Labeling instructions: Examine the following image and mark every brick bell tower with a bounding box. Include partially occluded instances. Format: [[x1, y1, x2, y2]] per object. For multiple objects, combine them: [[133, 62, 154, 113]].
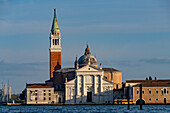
[[49, 9, 61, 79]]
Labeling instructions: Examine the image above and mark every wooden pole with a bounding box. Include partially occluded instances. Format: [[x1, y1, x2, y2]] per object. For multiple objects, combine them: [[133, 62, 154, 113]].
[[127, 86, 130, 110], [140, 84, 142, 110]]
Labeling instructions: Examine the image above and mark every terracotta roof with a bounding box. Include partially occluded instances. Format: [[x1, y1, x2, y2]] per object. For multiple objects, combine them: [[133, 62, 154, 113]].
[[133, 83, 170, 87], [27, 84, 53, 88], [102, 68, 119, 72], [126, 79, 170, 83]]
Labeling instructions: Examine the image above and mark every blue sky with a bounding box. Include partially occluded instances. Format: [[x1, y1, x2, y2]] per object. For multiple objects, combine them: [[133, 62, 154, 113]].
[[0, 0, 170, 93]]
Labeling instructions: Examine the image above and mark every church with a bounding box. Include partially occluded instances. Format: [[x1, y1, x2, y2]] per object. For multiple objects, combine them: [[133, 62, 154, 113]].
[[25, 9, 122, 104]]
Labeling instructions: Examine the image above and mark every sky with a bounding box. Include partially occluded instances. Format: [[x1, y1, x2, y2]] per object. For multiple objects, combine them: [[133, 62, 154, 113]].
[[0, 0, 170, 93]]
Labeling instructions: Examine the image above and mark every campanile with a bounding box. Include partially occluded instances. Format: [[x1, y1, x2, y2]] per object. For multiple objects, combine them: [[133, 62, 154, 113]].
[[49, 9, 61, 79]]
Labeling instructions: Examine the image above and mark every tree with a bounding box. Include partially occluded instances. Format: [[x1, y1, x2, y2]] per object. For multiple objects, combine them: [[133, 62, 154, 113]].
[[149, 76, 152, 80]]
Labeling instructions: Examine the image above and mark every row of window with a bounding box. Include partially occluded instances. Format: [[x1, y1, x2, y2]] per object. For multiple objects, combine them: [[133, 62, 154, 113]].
[[52, 39, 59, 45], [34, 93, 51, 96], [136, 88, 169, 95], [34, 90, 51, 92], [35, 97, 51, 101], [148, 98, 166, 101]]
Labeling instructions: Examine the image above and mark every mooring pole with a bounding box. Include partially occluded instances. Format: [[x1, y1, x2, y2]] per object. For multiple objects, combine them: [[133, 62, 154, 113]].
[[127, 85, 130, 110], [140, 84, 142, 110]]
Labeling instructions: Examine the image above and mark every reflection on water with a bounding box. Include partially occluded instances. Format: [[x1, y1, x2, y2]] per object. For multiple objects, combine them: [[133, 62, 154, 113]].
[[0, 105, 170, 113]]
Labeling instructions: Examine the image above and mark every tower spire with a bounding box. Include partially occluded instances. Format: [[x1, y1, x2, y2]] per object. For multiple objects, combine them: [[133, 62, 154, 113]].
[[51, 8, 59, 33]]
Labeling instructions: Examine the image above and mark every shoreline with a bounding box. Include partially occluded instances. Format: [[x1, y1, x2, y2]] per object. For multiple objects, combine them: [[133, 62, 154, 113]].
[[3, 103, 170, 106]]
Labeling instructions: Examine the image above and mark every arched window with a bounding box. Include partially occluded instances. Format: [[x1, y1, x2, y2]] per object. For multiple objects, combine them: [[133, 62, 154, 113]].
[[53, 39, 55, 45], [116, 84, 119, 89], [149, 89, 151, 94], [55, 39, 59, 45], [136, 89, 139, 94]]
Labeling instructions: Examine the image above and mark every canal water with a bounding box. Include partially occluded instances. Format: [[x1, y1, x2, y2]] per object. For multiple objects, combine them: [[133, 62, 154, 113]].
[[0, 105, 170, 113]]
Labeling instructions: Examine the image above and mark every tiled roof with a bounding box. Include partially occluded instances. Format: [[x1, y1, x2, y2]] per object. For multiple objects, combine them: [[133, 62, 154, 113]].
[[102, 68, 119, 72], [126, 79, 170, 83], [133, 82, 170, 87], [27, 84, 53, 88]]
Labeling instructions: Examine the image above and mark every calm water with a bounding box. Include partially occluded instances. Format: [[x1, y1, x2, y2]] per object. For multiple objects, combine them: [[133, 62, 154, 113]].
[[0, 105, 170, 113]]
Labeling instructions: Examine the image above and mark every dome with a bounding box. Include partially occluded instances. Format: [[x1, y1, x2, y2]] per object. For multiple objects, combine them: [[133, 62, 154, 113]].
[[78, 44, 98, 68]]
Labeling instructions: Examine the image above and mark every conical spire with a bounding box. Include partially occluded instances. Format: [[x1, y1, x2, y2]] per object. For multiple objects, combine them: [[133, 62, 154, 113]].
[[51, 9, 59, 33], [84, 43, 91, 55]]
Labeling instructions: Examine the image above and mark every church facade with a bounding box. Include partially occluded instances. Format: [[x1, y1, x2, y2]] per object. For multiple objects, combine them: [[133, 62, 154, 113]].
[[48, 9, 122, 104], [52, 45, 122, 104], [25, 9, 122, 104]]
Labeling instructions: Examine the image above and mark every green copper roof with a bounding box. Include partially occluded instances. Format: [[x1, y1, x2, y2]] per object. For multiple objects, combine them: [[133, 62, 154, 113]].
[[51, 9, 59, 32]]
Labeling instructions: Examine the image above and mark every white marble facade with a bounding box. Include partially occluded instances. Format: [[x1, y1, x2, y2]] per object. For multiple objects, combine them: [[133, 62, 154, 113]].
[[65, 65, 113, 104]]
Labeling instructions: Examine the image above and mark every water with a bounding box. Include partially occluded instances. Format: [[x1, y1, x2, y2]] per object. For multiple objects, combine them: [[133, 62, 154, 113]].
[[0, 105, 170, 113]]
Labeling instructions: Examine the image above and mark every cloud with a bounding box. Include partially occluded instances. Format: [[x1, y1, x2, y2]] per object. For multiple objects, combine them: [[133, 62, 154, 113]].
[[0, 59, 48, 77], [0, 20, 50, 35], [62, 22, 170, 35], [141, 58, 170, 64]]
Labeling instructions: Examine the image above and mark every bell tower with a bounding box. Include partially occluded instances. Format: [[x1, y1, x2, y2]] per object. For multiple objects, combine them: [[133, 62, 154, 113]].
[[49, 9, 61, 79]]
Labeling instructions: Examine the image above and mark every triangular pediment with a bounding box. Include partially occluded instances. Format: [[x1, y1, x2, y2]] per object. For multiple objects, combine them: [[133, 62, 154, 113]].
[[65, 79, 75, 85], [76, 65, 101, 72]]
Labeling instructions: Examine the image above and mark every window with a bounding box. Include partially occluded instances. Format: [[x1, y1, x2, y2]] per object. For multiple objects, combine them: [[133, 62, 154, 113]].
[[35, 97, 37, 100], [49, 93, 51, 96], [149, 89, 151, 94], [43, 90, 46, 92], [53, 39, 55, 45], [116, 84, 119, 89], [149, 98, 151, 101], [164, 88, 166, 94], [35, 90, 37, 92], [167, 90, 169, 94], [49, 90, 51, 92], [49, 97, 51, 101], [156, 89, 158, 94], [142, 90, 144, 94], [55, 39, 59, 45], [137, 90, 139, 94], [44, 97, 46, 101], [35, 93, 37, 96], [161, 90, 164, 95], [156, 98, 158, 101], [44, 93, 46, 96]]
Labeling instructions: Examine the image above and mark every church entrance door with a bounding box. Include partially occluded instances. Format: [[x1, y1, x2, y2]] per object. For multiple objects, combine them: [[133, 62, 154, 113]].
[[87, 92, 92, 102]]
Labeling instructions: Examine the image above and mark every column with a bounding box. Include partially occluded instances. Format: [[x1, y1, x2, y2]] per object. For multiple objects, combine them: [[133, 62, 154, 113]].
[[65, 86, 67, 102], [77, 75, 79, 96], [83, 76, 85, 95], [100, 75, 103, 92], [94, 75, 96, 94]]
